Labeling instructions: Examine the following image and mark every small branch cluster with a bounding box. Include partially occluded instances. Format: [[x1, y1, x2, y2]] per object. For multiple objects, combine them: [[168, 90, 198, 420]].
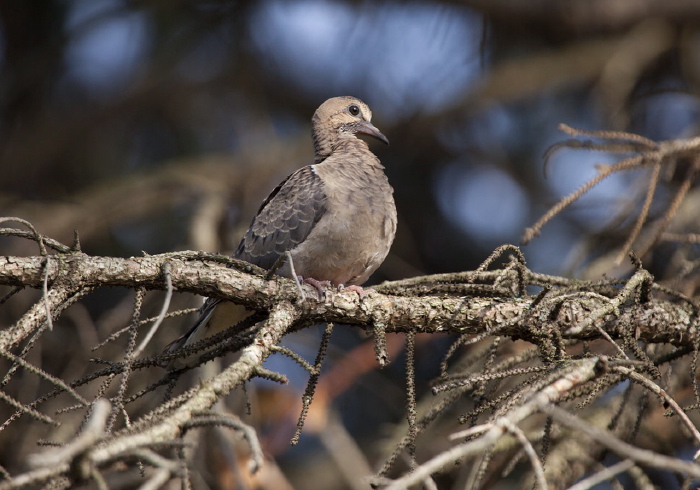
[[524, 125, 700, 269]]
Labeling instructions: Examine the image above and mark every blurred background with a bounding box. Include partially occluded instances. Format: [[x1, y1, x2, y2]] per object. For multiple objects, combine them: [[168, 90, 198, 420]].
[[2, 1, 700, 488]]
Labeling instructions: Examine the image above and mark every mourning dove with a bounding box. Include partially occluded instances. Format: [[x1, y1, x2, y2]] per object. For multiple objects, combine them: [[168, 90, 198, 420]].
[[168, 96, 396, 358]]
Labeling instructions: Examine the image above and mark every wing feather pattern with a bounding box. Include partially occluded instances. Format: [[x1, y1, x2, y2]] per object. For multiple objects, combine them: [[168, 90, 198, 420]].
[[234, 166, 327, 270]]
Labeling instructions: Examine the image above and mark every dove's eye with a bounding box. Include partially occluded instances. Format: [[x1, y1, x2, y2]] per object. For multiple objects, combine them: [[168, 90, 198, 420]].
[[348, 105, 360, 116]]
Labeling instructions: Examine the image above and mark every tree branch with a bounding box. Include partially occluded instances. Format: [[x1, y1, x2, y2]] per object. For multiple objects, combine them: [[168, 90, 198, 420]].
[[0, 253, 695, 353]]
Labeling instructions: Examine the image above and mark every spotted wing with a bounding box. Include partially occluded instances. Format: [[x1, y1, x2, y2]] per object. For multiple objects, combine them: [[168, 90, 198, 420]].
[[234, 165, 327, 270]]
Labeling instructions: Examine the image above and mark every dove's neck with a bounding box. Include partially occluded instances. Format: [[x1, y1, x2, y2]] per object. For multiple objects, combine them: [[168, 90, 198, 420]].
[[314, 132, 379, 167], [312, 126, 334, 163]]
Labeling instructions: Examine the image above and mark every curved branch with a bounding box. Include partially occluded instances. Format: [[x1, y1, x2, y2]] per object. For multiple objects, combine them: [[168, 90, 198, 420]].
[[0, 253, 695, 352]]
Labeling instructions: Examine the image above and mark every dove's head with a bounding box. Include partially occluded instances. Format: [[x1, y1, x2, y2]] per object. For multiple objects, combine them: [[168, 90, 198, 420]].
[[312, 96, 388, 162]]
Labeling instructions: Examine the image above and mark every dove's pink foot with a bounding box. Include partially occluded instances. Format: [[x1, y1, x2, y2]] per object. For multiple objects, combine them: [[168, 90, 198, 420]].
[[299, 276, 332, 300], [338, 284, 375, 300]]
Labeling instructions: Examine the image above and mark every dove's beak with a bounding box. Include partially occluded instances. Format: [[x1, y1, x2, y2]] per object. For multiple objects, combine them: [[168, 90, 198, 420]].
[[356, 121, 389, 145]]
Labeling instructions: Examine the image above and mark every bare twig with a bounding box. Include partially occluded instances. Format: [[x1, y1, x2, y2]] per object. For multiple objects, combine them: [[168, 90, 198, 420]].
[[0, 390, 57, 428], [183, 413, 264, 474], [500, 419, 547, 490], [291, 323, 334, 445], [524, 129, 700, 252], [0, 349, 88, 407], [405, 331, 417, 469], [542, 404, 700, 479], [27, 398, 110, 469], [614, 160, 661, 265], [138, 468, 171, 490], [0, 218, 48, 256], [567, 459, 636, 490], [133, 262, 174, 358], [611, 366, 700, 446]]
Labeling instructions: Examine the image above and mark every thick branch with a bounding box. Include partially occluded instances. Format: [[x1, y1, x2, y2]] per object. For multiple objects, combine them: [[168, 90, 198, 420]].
[[0, 253, 695, 352]]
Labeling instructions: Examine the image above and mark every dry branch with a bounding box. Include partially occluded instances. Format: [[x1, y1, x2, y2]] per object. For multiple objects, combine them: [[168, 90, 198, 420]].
[[0, 252, 696, 350], [524, 127, 700, 268]]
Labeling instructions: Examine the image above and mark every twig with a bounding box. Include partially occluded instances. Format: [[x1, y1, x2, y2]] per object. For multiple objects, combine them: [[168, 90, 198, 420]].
[[0, 228, 71, 253], [137, 468, 171, 490], [0, 218, 48, 256], [567, 459, 635, 490], [291, 323, 334, 445], [557, 124, 657, 148], [523, 154, 644, 244], [448, 424, 491, 441], [542, 404, 700, 479], [564, 267, 653, 336], [405, 331, 417, 469], [0, 390, 57, 428], [133, 262, 173, 358], [42, 257, 54, 331], [611, 366, 700, 446], [635, 155, 700, 258], [614, 160, 661, 265], [525, 129, 700, 245], [89, 466, 109, 490], [499, 419, 547, 490], [27, 399, 110, 468], [0, 350, 88, 407], [0, 464, 69, 490], [183, 413, 264, 474], [373, 323, 389, 367]]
